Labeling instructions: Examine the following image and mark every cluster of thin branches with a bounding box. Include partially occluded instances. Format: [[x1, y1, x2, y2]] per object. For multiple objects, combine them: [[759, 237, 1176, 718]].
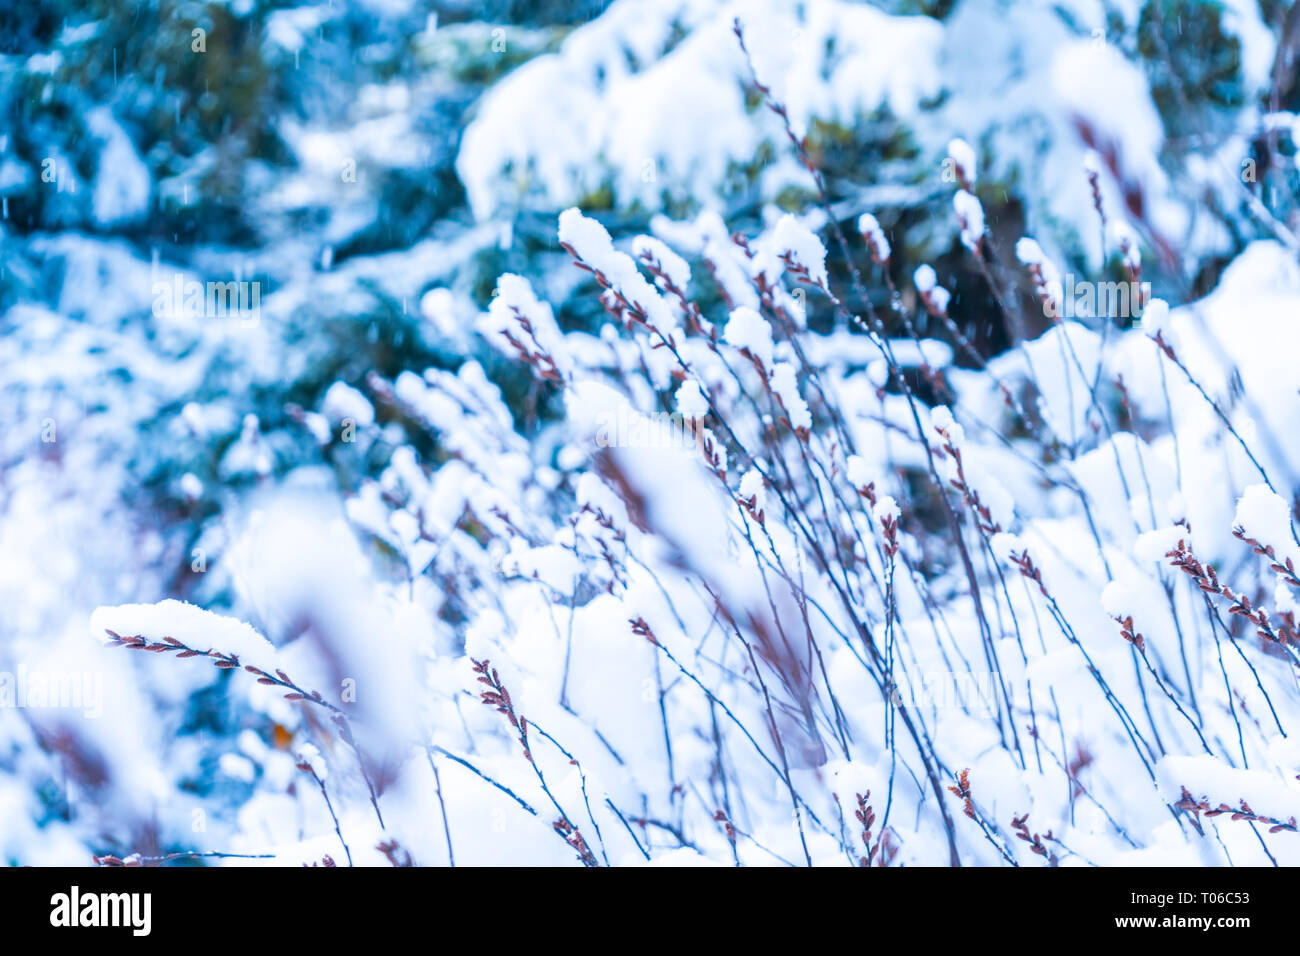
[[93, 19, 1300, 868]]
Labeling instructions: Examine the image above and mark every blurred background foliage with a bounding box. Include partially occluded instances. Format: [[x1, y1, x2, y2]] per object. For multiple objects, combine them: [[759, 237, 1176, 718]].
[[0, 0, 1294, 557]]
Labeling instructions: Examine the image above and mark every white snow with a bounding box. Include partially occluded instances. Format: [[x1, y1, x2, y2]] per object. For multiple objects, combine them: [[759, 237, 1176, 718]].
[[633, 235, 691, 290], [456, 0, 944, 220], [321, 382, 375, 426], [913, 263, 937, 292], [953, 189, 985, 250], [857, 212, 891, 263], [845, 454, 872, 490], [913, 264, 951, 313], [90, 600, 279, 672], [769, 361, 811, 431], [770, 214, 828, 287], [675, 378, 709, 420], [1133, 525, 1189, 564], [86, 108, 151, 226], [559, 208, 677, 335], [1235, 484, 1299, 566], [479, 273, 571, 375], [295, 743, 328, 780], [724, 306, 775, 368], [947, 137, 977, 186], [872, 495, 899, 525]]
